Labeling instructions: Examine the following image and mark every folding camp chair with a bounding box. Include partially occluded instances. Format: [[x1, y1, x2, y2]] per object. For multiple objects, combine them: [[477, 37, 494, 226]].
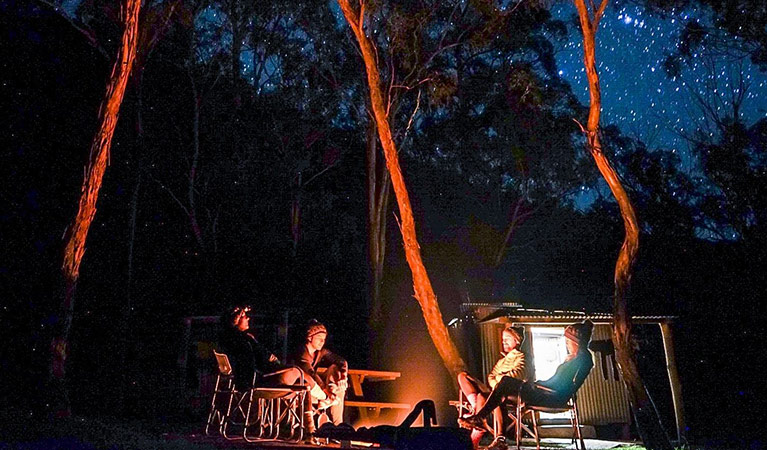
[[449, 389, 475, 418], [497, 396, 534, 441], [205, 350, 239, 436], [453, 386, 533, 439], [515, 393, 585, 450], [241, 371, 308, 442], [205, 351, 308, 442]]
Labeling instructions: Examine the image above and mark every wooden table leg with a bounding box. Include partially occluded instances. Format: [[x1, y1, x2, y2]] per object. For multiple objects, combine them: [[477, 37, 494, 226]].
[[350, 374, 365, 397]]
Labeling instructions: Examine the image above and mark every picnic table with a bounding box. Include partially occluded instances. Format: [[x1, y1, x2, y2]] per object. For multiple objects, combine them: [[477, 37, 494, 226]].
[[319, 367, 411, 422]]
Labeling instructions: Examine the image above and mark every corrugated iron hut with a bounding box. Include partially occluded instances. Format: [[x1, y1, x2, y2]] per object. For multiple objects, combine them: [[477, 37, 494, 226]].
[[451, 302, 684, 442]]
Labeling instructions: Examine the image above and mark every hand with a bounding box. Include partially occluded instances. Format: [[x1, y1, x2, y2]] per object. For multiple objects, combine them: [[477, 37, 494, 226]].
[[318, 393, 339, 409]]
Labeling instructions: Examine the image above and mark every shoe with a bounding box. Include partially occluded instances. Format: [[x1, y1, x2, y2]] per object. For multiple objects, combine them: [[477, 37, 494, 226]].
[[486, 435, 508, 450], [458, 414, 489, 432], [302, 436, 322, 445]]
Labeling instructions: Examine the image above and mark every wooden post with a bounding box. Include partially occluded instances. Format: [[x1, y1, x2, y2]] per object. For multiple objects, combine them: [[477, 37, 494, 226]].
[[281, 310, 290, 363], [659, 321, 686, 443]]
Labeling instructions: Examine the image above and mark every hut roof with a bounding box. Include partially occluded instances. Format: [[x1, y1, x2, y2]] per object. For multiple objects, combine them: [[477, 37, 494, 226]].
[[459, 302, 675, 325]]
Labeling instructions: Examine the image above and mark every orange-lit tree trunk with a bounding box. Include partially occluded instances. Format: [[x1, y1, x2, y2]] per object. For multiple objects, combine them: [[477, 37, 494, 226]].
[[573, 1, 671, 448], [338, 0, 466, 379], [366, 118, 391, 325], [51, 0, 142, 417]]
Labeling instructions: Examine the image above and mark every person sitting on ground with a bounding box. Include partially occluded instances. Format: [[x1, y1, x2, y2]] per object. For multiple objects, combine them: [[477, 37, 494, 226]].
[[457, 325, 526, 450], [217, 305, 306, 389], [291, 319, 349, 432], [458, 320, 594, 434]]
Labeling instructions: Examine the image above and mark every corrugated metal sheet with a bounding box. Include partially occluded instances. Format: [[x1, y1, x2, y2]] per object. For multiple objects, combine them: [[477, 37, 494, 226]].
[[461, 302, 523, 320], [577, 324, 631, 425], [479, 323, 502, 378], [460, 302, 675, 324]]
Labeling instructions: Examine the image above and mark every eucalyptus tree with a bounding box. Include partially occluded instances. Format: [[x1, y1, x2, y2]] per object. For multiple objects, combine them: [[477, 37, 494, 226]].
[[644, 0, 767, 71], [337, 0, 473, 378], [334, 0, 579, 379], [572, 0, 672, 447], [53, 0, 142, 418], [407, 30, 593, 270]]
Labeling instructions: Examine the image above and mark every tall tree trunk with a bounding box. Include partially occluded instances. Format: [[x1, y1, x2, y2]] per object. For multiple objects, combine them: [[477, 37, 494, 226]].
[[292, 172, 302, 257], [52, 0, 142, 417], [493, 197, 526, 267], [366, 118, 391, 326], [119, 170, 141, 413], [118, 67, 145, 414], [337, 0, 466, 379], [573, 1, 672, 448], [189, 89, 204, 248], [229, 2, 242, 87]]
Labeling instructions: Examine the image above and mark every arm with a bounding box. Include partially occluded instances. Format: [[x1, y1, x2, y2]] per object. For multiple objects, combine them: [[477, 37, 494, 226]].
[[531, 383, 555, 393], [318, 348, 346, 368], [537, 352, 592, 397], [570, 352, 594, 394], [251, 339, 282, 374], [506, 351, 526, 380], [488, 350, 526, 388], [293, 347, 325, 388], [487, 357, 506, 388]]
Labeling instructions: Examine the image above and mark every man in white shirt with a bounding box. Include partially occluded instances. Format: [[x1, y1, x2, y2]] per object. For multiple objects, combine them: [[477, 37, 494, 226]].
[[456, 325, 526, 449]]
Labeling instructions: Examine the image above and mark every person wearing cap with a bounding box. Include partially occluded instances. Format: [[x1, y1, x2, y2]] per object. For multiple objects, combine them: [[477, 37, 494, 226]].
[[457, 325, 527, 450], [459, 320, 594, 435], [291, 319, 349, 432], [217, 305, 305, 389]]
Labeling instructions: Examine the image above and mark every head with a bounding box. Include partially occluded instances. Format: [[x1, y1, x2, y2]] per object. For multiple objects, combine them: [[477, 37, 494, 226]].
[[501, 325, 524, 353], [305, 319, 328, 352], [564, 319, 594, 353], [225, 305, 251, 332]]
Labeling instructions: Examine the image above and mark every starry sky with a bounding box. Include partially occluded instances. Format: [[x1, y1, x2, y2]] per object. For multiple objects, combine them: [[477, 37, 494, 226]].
[[552, 2, 767, 173]]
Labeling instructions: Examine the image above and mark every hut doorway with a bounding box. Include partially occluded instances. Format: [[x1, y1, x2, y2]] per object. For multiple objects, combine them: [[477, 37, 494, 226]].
[[529, 326, 569, 420]]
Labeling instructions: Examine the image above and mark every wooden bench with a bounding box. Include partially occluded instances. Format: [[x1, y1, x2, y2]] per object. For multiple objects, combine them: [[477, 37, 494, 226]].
[[345, 400, 411, 421]]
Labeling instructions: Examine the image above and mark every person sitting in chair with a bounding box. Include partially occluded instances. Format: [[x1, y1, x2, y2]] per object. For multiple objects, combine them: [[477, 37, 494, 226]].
[[291, 319, 349, 432], [217, 305, 306, 389], [457, 325, 526, 450], [459, 320, 594, 434]]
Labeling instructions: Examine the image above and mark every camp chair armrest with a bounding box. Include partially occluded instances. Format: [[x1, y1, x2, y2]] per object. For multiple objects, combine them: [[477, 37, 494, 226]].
[[532, 383, 555, 393]]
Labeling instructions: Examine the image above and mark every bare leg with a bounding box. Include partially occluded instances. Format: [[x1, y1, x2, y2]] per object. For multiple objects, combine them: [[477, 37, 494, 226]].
[[458, 371, 490, 447], [457, 371, 485, 411], [323, 362, 348, 425]]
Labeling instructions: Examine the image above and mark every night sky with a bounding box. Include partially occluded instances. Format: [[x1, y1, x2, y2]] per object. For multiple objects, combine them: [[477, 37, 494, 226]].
[[554, 2, 767, 172]]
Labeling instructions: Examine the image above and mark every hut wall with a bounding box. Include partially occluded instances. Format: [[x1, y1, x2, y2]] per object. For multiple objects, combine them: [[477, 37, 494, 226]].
[[578, 324, 631, 425], [479, 323, 502, 379], [476, 322, 631, 426]]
